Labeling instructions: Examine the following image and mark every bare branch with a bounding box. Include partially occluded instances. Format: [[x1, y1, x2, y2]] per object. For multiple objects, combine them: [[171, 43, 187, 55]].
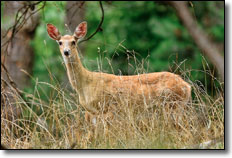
[[79, 1, 104, 43], [1, 63, 23, 96], [1, 2, 46, 49], [1, 62, 30, 117]]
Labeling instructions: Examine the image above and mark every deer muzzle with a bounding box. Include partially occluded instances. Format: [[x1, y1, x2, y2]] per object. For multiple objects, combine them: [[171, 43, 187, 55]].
[[64, 49, 71, 56]]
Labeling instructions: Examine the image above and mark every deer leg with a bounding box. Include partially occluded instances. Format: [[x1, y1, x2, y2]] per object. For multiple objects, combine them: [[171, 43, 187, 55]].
[[84, 111, 97, 141], [102, 111, 114, 138]]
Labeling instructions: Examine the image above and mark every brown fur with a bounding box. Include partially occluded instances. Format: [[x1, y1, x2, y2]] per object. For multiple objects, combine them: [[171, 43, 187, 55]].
[[63, 45, 191, 114], [47, 22, 191, 138]]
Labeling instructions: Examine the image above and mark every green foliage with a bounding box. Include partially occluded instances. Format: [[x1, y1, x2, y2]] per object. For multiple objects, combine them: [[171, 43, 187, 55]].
[[84, 1, 224, 92], [29, 1, 224, 100], [30, 1, 67, 100], [1, 2, 4, 23]]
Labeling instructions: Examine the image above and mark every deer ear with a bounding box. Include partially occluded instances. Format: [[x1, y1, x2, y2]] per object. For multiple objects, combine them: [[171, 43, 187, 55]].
[[74, 21, 87, 39], [47, 24, 61, 40]]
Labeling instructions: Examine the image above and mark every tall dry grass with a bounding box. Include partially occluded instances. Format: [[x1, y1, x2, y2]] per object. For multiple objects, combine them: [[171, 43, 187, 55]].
[[1, 48, 224, 149]]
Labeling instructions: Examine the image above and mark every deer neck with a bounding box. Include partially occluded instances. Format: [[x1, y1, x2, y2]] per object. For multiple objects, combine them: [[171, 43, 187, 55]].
[[64, 48, 89, 92]]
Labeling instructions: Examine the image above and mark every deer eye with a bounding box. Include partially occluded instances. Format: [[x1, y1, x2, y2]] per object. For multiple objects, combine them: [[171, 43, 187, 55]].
[[71, 41, 76, 46], [58, 41, 62, 45]]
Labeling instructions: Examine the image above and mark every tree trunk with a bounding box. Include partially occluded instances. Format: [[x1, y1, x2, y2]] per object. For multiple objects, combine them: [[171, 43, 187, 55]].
[[66, 1, 85, 32], [168, 1, 224, 81], [1, 1, 40, 120], [65, 1, 86, 53]]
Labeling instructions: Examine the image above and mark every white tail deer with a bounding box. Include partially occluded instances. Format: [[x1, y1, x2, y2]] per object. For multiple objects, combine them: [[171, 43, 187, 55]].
[[47, 21, 191, 133]]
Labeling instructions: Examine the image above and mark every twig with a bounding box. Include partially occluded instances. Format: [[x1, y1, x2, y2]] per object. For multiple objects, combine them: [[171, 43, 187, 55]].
[[1, 2, 45, 49], [79, 1, 104, 43], [1, 63, 22, 95], [1, 63, 29, 108], [1, 1, 46, 67]]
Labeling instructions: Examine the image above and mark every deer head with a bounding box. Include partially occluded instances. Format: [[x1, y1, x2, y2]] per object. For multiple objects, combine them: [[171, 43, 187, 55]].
[[46, 22, 87, 59]]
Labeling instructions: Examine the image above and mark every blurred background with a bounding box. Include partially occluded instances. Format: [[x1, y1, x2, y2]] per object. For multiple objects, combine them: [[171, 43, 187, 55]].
[[1, 1, 224, 102]]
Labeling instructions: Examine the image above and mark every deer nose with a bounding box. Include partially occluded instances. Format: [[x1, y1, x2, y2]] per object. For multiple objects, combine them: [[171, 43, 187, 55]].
[[64, 50, 70, 56]]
